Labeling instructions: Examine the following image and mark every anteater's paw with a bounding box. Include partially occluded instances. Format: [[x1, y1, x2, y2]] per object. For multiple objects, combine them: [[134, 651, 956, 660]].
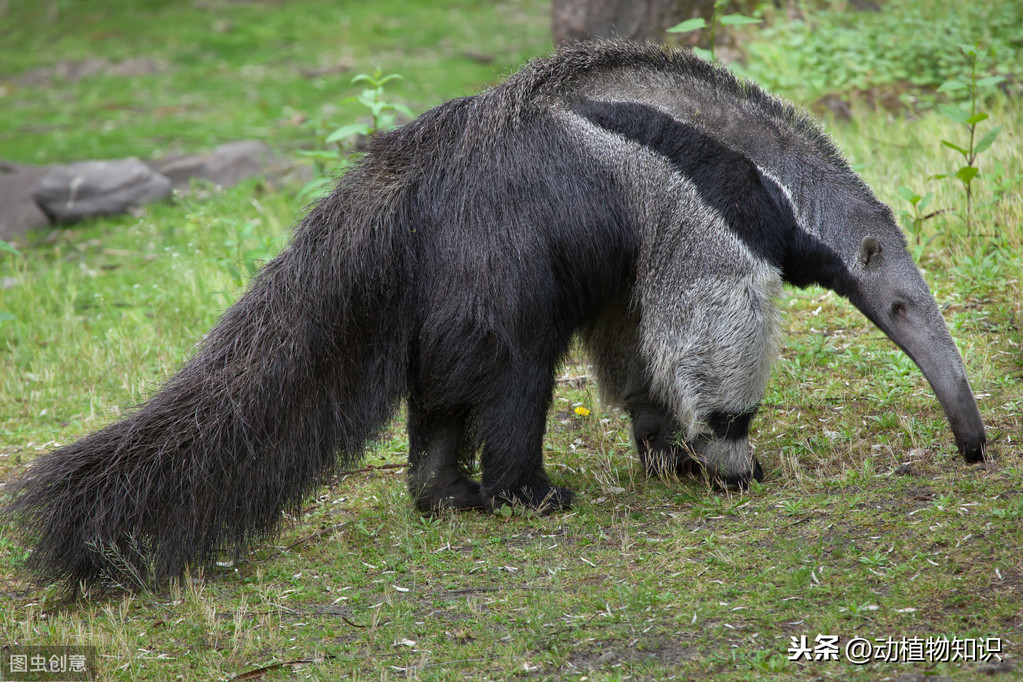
[[414, 478, 485, 513], [485, 483, 574, 515], [959, 438, 986, 464]]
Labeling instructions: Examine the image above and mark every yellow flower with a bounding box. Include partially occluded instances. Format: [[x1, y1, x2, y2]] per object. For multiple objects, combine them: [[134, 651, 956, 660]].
[[574, 406, 590, 416]]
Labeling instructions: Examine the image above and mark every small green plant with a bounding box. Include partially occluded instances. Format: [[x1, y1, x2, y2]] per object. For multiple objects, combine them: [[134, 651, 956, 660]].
[[337, 71, 413, 140], [298, 70, 412, 201], [667, 0, 761, 61], [897, 187, 934, 241], [986, 161, 1023, 209], [857, 550, 887, 569], [840, 601, 880, 617], [991, 498, 1023, 519], [932, 44, 1005, 234], [778, 499, 808, 517]]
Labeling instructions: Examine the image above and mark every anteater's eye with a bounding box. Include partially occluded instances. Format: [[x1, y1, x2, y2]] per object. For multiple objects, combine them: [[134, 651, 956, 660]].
[[892, 301, 907, 318]]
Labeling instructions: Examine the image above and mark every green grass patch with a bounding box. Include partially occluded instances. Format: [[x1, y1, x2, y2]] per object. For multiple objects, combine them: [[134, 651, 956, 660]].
[[742, 0, 1023, 108], [0, 0, 549, 163], [2, 1, 1022, 679]]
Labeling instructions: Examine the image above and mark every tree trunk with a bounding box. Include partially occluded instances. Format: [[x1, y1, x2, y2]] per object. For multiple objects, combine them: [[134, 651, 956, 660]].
[[552, 0, 713, 46]]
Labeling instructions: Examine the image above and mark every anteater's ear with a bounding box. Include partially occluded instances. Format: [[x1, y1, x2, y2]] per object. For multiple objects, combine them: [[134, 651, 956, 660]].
[[859, 236, 882, 268]]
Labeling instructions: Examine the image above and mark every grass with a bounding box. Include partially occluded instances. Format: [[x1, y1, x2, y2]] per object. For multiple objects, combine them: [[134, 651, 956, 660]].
[[2, 1, 1022, 679], [740, 0, 1023, 108], [0, 0, 548, 164]]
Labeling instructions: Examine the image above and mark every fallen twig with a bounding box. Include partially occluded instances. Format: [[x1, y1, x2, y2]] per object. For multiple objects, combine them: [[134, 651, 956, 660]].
[[230, 654, 338, 681]]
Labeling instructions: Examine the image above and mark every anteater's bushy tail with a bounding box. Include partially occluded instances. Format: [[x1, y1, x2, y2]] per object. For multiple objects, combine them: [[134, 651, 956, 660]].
[[4, 174, 414, 594]]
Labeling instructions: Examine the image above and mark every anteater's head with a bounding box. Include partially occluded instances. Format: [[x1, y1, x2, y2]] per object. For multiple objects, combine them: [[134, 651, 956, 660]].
[[818, 197, 987, 463]]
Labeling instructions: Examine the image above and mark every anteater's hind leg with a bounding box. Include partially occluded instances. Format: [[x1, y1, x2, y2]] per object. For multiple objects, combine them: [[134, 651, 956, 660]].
[[407, 405, 484, 512], [476, 365, 573, 514]]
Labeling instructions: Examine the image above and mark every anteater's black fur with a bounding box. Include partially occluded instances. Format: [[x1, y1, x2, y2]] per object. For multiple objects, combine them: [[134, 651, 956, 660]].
[[7, 42, 691, 592]]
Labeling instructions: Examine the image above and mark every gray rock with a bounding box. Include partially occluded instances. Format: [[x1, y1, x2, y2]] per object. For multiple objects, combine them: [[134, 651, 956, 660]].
[[0, 159, 53, 240], [106, 57, 165, 78], [17, 57, 166, 88], [32, 158, 172, 224], [18, 58, 109, 87], [149, 140, 277, 191], [1, 140, 290, 233]]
